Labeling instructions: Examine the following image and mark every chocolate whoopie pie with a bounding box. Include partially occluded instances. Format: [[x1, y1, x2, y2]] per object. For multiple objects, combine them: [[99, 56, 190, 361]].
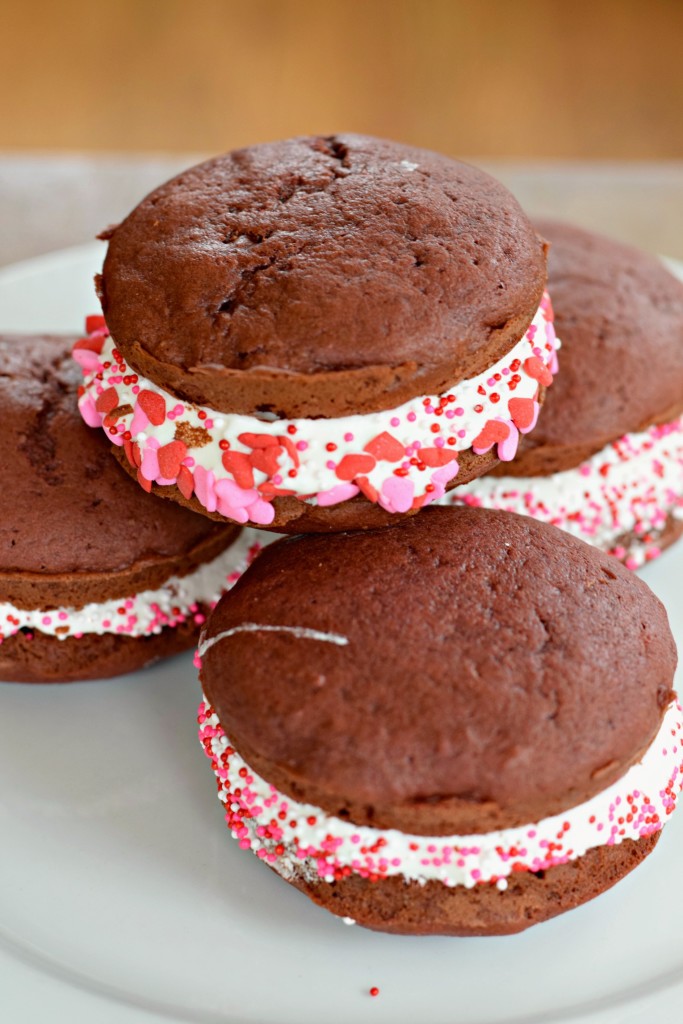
[[197, 506, 681, 936], [448, 221, 683, 568], [0, 334, 253, 684], [74, 135, 559, 533]]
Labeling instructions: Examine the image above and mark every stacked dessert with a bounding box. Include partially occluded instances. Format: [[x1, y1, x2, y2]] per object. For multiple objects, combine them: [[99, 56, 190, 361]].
[[75, 135, 558, 532], [197, 509, 680, 935], [0, 334, 251, 682], [9, 135, 679, 934]]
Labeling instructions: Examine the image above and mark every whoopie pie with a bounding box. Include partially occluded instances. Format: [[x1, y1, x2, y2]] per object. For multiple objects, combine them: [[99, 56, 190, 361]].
[[0, 334, 251, 683], [197, 506, 680, 935], [448, 221, 683, 568], [74, 135, 558, 533]]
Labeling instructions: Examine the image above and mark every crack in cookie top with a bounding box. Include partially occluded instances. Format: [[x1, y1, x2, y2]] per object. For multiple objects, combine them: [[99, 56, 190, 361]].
[[98, 135, 549, 419], [73, 299, 558, 526]]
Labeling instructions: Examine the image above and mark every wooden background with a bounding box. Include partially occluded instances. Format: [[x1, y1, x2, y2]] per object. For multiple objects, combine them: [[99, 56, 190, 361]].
[[1, 0, 682, 158]]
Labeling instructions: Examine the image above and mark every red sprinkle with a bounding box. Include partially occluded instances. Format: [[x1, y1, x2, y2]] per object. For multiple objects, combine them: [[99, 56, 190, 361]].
[[369, 987, 380, 998]]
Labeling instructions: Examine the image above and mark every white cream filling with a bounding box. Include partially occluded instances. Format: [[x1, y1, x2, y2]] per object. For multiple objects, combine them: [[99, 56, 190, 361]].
[[199, 698, 683, 889], [0, 531, 257, 642], [75, 298, 558, 523], [445, 419, 683, 567]]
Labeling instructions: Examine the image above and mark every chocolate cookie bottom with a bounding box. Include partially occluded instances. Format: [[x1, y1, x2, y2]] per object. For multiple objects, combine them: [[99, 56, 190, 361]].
[[114, 444, 503, 534], [283, 833, 659, 936], [0, 614, 202, 683]]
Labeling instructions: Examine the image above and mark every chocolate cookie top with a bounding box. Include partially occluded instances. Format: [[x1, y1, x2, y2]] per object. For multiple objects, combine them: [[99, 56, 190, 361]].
[[100, 135, 547, 418], [508, 220, 683, 475], [0, 336, 236, 607], [200, 506, 676, 835]]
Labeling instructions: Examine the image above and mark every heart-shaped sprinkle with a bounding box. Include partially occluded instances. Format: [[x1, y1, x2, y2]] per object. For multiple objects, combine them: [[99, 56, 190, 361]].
[[214, 478, 259, 509], [78, 393, 101, 428], [508, 397, 539, 432], [258, 483, 297, 499], [276, 435, 301, 468], [317, 483, 361, 507], [472, 419, 510, 454], [497, 420, 520, 461], [177, 464, 194, 499], [335, 453, 376, 481], [237, 432, 281, 449], [222, 450, 255, 489], [356, 476, 379, 503], [157, 440, 188, 479], [364, 432, 405, 462], [523, 356, 552, 386], [137, 389, 166, 426], [193, 466, 218, 513], [249, 498, 276, 526], [419, 447, 459, 468], [123, 440, 136, 468], [95, 387, 119, 415], [250, 446, 282, 477], [140, 446, 160, 482], [379, 475, 414, 513], [85, 315, 107, 333]]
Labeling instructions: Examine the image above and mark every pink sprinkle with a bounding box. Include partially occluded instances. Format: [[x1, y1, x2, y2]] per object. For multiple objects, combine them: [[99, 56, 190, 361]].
[[295, 441, 308, 451], [41, 616, 52, 626], [407, 412, 417, 422], [325, 460, 336, 470], [343, 432, 354, 442], [58, 611, 68, 621], [390, 417, 400, 427]]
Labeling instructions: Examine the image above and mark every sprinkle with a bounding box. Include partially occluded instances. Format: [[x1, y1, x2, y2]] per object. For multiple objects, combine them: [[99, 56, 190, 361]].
[[72, 299, 558, 525], [197, 698, 682, 893]]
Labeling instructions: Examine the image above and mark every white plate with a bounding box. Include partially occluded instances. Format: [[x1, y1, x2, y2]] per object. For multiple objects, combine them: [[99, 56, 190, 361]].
[[0, 245, 682, 1024]]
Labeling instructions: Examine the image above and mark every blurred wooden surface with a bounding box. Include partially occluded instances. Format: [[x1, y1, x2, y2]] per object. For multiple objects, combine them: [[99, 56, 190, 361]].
[[1, 0, 682, 158], [1, 155, 682, 269]]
